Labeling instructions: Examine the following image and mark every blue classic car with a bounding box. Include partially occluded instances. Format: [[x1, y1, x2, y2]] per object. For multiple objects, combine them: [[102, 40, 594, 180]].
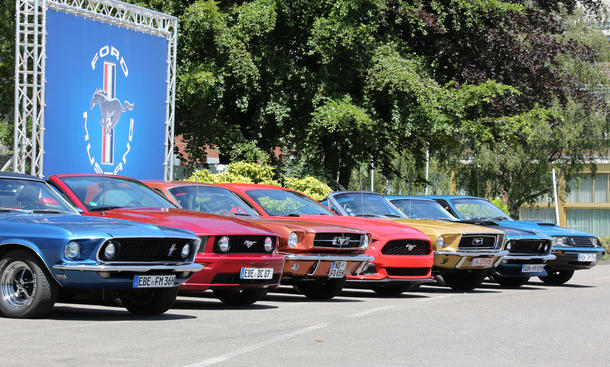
[[387, 195, 557, 288], [0, 172, 202, 318], [421, 195, 606, 285]]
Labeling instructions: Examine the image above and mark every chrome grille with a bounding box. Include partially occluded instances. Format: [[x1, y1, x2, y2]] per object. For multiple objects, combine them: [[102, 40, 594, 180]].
[[100, 238, 195, 262], [508, 239, 550, 255], [313, 233, 363, 249], [459, 235, 498, 249], [564, 236, 596, 248]]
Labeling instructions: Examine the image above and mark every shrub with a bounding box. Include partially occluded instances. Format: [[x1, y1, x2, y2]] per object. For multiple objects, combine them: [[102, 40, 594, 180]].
[[284, 176, 332, 201]]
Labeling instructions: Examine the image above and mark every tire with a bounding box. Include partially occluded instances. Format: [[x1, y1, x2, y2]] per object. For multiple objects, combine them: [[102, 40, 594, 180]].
[[213, 288, 268, 306], [443, 269, 486, 292], [294, 277, 346, 299], [0, 250, 58, 318], [372, 285, 410, 296], [539, 269, 574, 285], [121, 287, 178, 315], [494, 276, 530, 288]]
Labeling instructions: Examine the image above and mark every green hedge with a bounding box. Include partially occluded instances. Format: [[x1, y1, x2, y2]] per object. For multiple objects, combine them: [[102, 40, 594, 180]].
[[601, 237, 609, 261]]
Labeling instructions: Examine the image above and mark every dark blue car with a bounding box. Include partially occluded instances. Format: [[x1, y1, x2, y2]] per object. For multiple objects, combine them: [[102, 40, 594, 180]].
[[388, 195, 556, 288], [0, 172, 202, 318], [421, 195, 606, 285]]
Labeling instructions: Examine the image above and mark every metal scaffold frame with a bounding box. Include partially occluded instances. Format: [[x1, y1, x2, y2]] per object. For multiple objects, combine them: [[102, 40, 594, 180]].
[[8, 0, 178, 180]]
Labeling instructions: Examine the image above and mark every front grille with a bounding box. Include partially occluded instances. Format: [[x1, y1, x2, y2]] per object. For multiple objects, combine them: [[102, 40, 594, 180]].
[[102, 238, 195, 262], [211, 273, 281, 285], [508, 239, 550, 255], [459, 235, 498, 249], [213, 235, 275, 254], [386, 267, 430, 276], [381, 240, 431, 255], [564, 236, 596, 248], [313, 233, 363, 249]]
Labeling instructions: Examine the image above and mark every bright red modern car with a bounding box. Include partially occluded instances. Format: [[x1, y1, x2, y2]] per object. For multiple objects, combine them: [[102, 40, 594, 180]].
[[217, 183, 434, 295], [47, 174, 284, 306], [145, 181, 372, 299]]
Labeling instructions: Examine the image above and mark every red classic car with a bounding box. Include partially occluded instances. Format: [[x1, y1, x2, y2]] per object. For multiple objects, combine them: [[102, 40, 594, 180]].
[[217, 183, 434, 295], [144, 181, 373, 299], [47, 174, 284, 306]]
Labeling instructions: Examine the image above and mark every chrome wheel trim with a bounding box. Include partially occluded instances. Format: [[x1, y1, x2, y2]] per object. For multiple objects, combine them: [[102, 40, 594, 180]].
[[1, 261, 37, 309]]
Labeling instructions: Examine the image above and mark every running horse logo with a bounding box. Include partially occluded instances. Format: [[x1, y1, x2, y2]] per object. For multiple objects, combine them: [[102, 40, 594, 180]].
[[90, 89, 134, 165]]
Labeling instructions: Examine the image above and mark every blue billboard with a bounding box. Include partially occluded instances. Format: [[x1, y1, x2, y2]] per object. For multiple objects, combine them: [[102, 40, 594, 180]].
[[44, 9, 167, 179]]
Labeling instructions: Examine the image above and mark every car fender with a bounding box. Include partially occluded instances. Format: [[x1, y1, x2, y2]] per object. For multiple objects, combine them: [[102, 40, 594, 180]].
[[0, 239, 61, 284]]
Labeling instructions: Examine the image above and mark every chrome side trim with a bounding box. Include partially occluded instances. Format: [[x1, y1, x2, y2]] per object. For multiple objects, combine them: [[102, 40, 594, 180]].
[[52, 263, 203, 272], [502, 254, 556, 261], [283, 254, 373, 262]]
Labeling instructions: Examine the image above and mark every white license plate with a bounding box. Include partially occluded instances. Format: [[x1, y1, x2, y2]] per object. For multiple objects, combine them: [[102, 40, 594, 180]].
[[133, 275, 176, 288], [240, 267, 273, 280], [329, 261, 347, 278], [578, 253, 597, 262], [471, 257, 494, 267], [522, 264, 545, 273]]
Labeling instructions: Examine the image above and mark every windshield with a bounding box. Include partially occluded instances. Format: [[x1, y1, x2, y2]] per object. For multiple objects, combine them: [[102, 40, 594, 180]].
[[333, 193, 406, 218], [390, 198, 455, 220], [0, 178, 76, 213], [246, 189, 333, 216], [59, 176, 176, 211], [169, 185, 258, 217], [451, 198, 511, 221]]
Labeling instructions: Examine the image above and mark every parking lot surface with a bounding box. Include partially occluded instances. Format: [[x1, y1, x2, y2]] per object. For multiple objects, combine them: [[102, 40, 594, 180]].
[[1, 263, 609, 367]]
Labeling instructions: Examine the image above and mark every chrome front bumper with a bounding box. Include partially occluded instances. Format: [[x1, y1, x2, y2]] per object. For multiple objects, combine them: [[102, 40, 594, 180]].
[[283, 254, 373, 275], [502, 254, 556, 261], [53, 263, 204, 272]]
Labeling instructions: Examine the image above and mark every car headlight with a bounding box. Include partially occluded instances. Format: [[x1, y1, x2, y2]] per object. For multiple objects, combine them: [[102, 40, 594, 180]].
[[435, 236, 445, 249], [64, 241, 80, 259], [181, 243, 191, 259], [217, 236, 230, 252], [506, 241, 512, 251], [198, 236, 207, 253], [288, 232, 299, 249], [593, 237, 602, 247], [360, 234, 370, 249], [102, 241, 118, 261], [264, 237, 274, 252]]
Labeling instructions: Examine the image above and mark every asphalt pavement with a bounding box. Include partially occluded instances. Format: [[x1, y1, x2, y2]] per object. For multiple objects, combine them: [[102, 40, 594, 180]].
[[1, 263, 609, 367]]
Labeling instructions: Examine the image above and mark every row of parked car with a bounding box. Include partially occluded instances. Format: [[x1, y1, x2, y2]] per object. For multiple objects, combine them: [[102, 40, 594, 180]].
[[0, 172, 605, 318]]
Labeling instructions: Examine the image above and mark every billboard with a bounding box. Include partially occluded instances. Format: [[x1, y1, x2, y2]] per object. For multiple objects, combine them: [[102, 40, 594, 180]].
[[43, 8, 168, 179]]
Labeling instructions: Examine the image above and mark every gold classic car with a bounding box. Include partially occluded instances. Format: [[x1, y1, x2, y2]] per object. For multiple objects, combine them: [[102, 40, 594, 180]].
[[323, 192, 508, 291]]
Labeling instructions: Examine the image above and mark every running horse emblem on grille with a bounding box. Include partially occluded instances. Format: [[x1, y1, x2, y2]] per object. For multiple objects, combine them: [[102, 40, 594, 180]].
[[168, 244, 177, 256], [333, 236, 350, 246], [244, 240, 257, 248], [473, 237, 484, 246], [405, 243, 416, 251]]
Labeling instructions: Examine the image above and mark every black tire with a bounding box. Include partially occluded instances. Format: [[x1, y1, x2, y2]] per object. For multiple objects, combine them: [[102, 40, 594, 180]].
[[213, 288, 268, 306], [443, 269, 486, 291], [0, 250, 58, 318], [294, 278, 346, 299], [372, 285, 410, 296], [121, 287, 178, 315], [539, 269, 575, 285], [494, 276, 530, 288]]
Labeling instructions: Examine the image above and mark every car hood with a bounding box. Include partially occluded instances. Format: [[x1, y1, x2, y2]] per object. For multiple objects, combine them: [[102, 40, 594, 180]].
[[247, 217, 368, 235], [269, 214, 427, 240], [0, 212, 194, 239], [488, 219, 594, 237], [390, 218, 504, 236], [91, 208, 275, 236], [457, 219, 551, 240]]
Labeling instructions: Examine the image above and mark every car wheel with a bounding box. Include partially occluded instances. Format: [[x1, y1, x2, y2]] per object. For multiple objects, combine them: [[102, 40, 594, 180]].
[[372, 285, 410, 296], [538, 269, 575, 285], [294, 278, 346, 299], [494, 275, 530, 288], [443, 269, 487, 291], [0, 250, 58, 318], [212, 288, 268, 306], [121, 287, 178, 315]]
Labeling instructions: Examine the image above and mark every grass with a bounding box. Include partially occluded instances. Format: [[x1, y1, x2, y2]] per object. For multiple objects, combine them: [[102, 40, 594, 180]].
[[601, 237, 609, 261]]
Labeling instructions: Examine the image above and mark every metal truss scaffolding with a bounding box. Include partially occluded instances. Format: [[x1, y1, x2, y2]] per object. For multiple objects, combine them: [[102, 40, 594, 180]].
[[9, 0, 178, 180]]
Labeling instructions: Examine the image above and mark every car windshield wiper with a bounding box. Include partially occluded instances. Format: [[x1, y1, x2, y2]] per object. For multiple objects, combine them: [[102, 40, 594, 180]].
[[287, 213, 300, 217], [383, 213, 402, 218], [31, 209, 67, 214], [232, 212, 252, 216], [360, 213, 382, 218], [89, 206, 124, 212]]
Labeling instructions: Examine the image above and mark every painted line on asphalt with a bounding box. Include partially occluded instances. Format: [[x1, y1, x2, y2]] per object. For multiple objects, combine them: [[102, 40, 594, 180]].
[[183, 323, 328, 367], [348, 305, 395, 318], [415, 294, 458, 302]]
